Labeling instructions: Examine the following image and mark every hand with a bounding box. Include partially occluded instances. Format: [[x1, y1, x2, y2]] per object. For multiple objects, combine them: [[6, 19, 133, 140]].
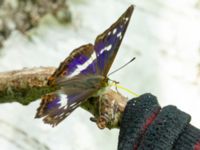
[[118, 93, 200, 150]]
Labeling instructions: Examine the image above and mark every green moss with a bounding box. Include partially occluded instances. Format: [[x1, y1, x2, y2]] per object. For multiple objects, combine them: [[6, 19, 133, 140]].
[[0, 86, 57, 105]]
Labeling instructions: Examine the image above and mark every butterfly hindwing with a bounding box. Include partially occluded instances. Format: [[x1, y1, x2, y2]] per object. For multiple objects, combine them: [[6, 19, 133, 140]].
[[94, 5, 134, 76], [36, 90, 93, 126], [36, 75, 105, 126]]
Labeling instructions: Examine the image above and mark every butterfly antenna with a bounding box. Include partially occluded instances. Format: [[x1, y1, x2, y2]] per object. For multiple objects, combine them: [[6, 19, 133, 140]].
[[109, 82, 139, 97], [108, 57, 136, 76], [115, 84, 139, 97]]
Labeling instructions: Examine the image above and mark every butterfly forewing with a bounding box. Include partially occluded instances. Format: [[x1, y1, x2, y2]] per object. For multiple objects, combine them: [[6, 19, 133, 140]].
[[94, 5, 134, 76], [48, 44, 97, 86]]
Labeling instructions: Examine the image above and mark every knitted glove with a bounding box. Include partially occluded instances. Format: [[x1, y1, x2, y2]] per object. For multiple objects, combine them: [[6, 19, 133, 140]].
[[118, 93, 200, 150]]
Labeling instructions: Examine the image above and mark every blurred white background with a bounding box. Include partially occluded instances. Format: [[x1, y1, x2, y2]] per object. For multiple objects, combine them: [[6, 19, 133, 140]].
[[0, 0, 200, 149]]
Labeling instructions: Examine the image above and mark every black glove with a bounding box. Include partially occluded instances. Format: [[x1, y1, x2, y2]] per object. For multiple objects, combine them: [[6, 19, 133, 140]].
[[118, 93, 200, 150]]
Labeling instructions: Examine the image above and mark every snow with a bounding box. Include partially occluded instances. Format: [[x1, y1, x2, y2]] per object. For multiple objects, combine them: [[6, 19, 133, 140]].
[[0, 0, 200, 149]]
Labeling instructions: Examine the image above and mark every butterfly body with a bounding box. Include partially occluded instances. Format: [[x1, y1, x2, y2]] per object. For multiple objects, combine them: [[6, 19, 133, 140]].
[[35, 5, 134, 126]]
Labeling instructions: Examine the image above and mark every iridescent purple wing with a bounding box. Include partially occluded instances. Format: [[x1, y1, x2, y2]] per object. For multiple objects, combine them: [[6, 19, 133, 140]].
[[48, 44, 97, 86], [35, 75, 104, 126], [94, 5, 134, 76]]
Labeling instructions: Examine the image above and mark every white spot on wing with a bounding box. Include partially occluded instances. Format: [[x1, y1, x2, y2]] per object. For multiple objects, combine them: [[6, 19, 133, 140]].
[[123, 17, 129, 23], [91, 51, 96, 60], [58, 112, 65, 118], [69, 102, 77, 108], [117, 32, 122, 39], [71, 103, 79, 109], [99, 44, 112, 55], [107, 45, 112, 51], [113, 28, 117, 34], [59, 94, 68, 108], [65, 112, 70, 116]]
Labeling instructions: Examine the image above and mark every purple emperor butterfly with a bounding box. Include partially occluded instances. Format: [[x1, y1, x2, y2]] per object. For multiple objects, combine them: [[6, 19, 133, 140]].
[[35, 5, 134, 126]]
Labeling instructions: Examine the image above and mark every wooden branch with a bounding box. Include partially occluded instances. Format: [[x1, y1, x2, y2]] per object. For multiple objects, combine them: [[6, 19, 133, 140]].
[[0, 67, 57, 104], [0, 67, 128, 129], [82, 89, 127, 129]]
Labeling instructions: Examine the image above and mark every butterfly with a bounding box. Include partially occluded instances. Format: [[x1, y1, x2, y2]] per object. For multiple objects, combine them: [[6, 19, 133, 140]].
[[35, 5, 134, 127]]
